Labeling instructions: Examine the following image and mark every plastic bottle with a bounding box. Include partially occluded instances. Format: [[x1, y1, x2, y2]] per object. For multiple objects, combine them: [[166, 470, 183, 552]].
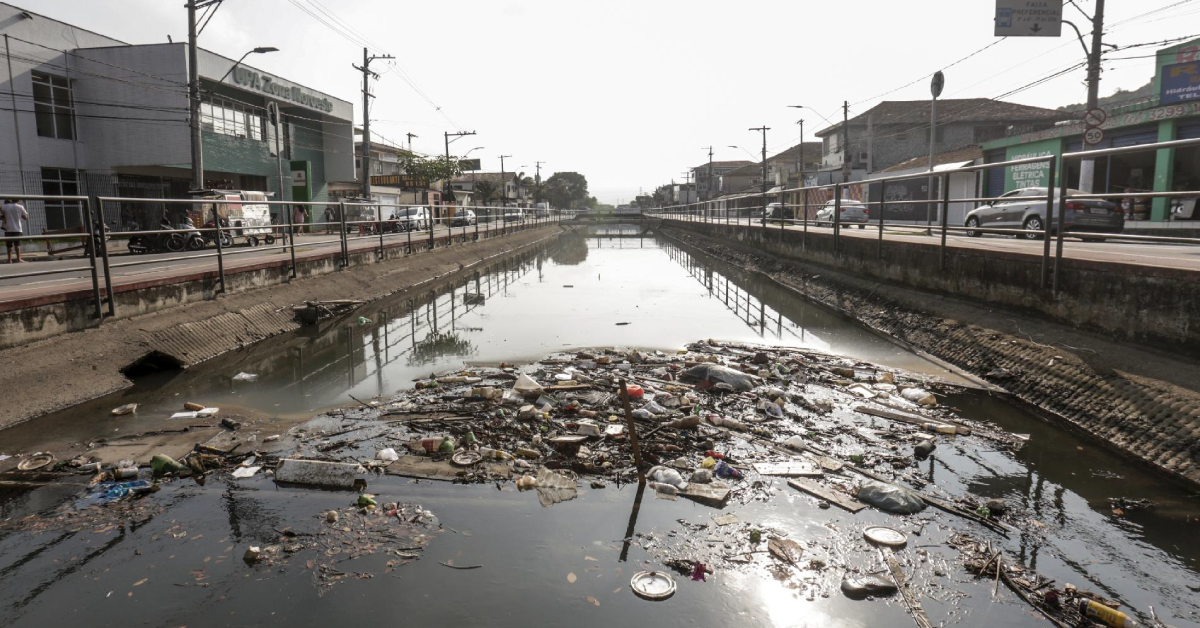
[[1078, 599, 1138, 628]]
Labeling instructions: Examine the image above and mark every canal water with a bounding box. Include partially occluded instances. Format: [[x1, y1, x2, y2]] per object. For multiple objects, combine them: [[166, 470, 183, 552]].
[[1, 228, 1198, 628]]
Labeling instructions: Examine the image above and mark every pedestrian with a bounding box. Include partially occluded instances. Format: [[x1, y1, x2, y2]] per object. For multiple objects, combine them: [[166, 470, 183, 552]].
[[2, 198, 29, 264], [293, 205, 307, 235], [1120, 188, 1134, 221], [324, 206, 335, 234]]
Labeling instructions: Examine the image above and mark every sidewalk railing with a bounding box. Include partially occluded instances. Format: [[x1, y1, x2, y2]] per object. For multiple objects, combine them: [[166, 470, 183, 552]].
[[0, 197, 560, 319], [646, 137, 1200, 296]]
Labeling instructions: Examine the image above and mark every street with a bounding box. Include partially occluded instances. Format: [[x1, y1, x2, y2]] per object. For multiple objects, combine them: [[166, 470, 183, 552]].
[[0, 222, 516, 304], [666, 217, 1200, 272]]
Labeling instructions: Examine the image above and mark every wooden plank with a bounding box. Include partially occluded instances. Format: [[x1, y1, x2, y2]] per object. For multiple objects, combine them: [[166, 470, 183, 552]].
[[680, 483, 730, 507], [883, 549, 934, 628], [752, 461, 823, 478], [854, 405, 940, 427], [815, 456, 844, 473], [787, 478, 865, 513]]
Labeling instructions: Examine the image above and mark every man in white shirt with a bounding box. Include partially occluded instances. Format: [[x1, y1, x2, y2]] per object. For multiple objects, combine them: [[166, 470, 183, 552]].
[[2, 199, 29, 263]]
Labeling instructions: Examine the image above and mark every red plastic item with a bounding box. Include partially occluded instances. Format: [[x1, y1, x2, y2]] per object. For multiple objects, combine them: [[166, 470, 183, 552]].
[[625, 384, 644, 399], [705, 450, 724, 460]]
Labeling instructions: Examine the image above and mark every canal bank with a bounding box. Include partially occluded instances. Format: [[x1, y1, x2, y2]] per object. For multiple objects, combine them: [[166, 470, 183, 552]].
[[0, 224, 565, 431], [656, 225, 1200, 487]]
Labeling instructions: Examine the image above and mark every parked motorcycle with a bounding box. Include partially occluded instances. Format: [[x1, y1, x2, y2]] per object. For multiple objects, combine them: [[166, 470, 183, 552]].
[[127, 217, 205, 254], [202, 217, 235, 248]]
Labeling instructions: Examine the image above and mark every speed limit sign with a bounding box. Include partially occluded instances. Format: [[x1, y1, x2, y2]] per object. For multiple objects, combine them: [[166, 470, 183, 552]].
[[1084, 127, 1104, 146]]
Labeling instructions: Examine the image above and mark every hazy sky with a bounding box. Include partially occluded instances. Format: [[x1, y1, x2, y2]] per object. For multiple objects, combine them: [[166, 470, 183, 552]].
[[20, 0, 1200, 203]]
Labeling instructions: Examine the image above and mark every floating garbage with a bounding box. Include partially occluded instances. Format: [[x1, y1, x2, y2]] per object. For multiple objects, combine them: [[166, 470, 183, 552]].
[[841, 575, 899, 599], [275, 459, 367, 489], [232, 372, 259, 382], [680, 363, 758, 392], [17, 452, 54, 471], [631, 571, 676, 600], [110, 403, 137, 416], [856, 481, 927, 514]]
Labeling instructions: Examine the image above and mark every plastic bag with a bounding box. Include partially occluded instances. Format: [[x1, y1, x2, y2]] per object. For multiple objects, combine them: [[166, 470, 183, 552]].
[[901, 388, 936, 406], [643, 401, 667, 415], [680, 364, 758, 392], [376, 448, 399, 461], [513, 373, 544, 396], [648, 465, 689, 490], [689, 469, 713, 484], [856, 480, 927, 514]]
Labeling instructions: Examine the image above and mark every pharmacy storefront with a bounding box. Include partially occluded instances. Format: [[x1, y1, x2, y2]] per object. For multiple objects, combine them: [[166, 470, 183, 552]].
[[982, 37, 1200, 222]]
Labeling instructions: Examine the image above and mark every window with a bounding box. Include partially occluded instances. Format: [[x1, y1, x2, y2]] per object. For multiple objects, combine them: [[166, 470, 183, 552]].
[[41, 168, 82, 230], [822, 136, 831, 155], [201, 96, 264, 140], [32, 72, 75, 140]]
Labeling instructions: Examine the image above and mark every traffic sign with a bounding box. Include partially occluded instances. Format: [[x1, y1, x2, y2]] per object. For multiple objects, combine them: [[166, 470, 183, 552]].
[[1084, 127, 1104, 146], [931, 71, 945, 98], [994, 0, 1062, 37], [1084, 108, 1107, 127]]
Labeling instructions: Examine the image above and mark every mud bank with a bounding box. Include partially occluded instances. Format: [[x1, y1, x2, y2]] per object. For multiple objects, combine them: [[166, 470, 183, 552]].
[[0, 225, 566, 431], [659, 226, 1200, 487]]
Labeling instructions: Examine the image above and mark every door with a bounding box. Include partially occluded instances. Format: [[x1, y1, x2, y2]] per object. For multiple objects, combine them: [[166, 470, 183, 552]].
[[1006, 187, 1046, 227], [984, 189, 1023, 227]]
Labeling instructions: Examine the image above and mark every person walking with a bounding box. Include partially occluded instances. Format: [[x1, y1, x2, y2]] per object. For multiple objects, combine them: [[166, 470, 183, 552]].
[[2, 199, 29, 263], [293, 205, 307, 236]]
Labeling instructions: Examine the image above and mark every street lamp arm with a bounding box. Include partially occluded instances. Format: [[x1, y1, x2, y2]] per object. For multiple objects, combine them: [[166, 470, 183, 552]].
[[216, 47, 278, 85], [1061, 20, 1092, 59]]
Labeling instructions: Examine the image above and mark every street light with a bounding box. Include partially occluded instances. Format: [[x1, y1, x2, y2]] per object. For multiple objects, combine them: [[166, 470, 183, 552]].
[[788, 105, 836, 129], [728, 145, 757, 160], [464, 147, 484, 205], [217, 47, 279, 84]]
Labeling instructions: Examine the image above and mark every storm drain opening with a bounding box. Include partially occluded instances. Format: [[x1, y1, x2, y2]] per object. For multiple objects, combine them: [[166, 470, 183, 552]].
[[121, 350, 185, 379]]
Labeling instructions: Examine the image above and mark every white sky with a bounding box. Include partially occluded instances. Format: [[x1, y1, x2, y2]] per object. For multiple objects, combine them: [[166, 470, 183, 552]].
[[19, 0, 1200, 204]]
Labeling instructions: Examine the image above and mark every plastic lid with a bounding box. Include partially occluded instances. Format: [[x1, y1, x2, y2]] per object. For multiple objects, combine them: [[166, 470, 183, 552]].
[[451, 451, 483, 467], [863, 526, 908, 548], [631, 571, 676, 600], [18, 453, 54, 471]]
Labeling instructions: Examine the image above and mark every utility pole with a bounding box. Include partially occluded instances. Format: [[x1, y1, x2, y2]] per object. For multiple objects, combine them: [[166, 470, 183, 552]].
[[534, 161, 545, 204], [796, 120, 804, 186], [841, 101, 851, 182], [187, 0, 207, 191], [354, 47, 394, 200], [4, 35, 26, 193], [701, 146, 713, 202], [498, 154, 512, 209], [443, 130, 476, 217], [749, 126, 770, 226], [406, 132, 417, 153], [929, 71, 945, 229], [1079, 0, 1106, 193]]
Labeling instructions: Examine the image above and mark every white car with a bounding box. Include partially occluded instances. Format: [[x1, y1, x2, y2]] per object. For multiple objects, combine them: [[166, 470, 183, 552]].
[[814, 199, 869, 228], [393, 206, 431, 231]]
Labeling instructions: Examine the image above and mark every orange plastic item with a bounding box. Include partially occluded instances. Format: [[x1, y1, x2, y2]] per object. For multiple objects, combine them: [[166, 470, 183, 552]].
[[625, 384, 645, 399]]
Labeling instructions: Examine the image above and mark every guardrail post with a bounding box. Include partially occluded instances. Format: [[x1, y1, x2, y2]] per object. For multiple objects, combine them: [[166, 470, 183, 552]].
[[428, 207, 435, 250], [93, 196, 115, 316], [1039, 158, 1056, 290], [1053, 159, 1067, 295], [339, 200, 349, 268], [406, 213, 412, 253], [802, 191, 808, 251], [833, 185, 842, 254], [939, 172, 950, 272], [81, 197, 102, 320], [286, 201, 297, 278], [377, 206, 385, 259], [877, 179, 886, 260], [212, 201, 227, 294]]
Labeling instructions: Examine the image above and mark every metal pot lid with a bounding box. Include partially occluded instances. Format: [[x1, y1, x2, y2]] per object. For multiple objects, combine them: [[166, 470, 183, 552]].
[[451, 451, 483, 466], [630, 571, 676, 600], [18, 453, 55, 471], [863, 526, 908, 548]]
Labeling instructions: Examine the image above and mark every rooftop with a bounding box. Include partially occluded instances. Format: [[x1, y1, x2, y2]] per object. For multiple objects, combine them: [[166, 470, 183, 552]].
[[814, 99, 1064, 136], [879, 145, 983, 173]]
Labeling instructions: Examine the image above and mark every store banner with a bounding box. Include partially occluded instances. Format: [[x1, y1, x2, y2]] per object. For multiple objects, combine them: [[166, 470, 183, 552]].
[[1005, 138, 1061, 192], [867, 179, 932, 221], [1161, 61, 1200, 105]]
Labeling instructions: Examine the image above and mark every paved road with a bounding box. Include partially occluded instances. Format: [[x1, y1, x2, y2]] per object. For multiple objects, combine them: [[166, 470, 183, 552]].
[[0, 221, 531, 305], [660, 217, 1200, 272]]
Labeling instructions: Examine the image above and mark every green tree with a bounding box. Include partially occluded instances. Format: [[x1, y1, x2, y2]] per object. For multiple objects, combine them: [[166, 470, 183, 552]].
[[541, 172, 589, 209], [405, 155, 463, 183], [474, 180, 499, 206]]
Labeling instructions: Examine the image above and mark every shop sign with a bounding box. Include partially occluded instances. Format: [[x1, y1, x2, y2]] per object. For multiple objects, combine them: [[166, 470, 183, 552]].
[[370, 174, 430, 189], [232, 67, 334, 113], [1005, 139, 1059, 192], [1012, 101, 1200, 144], [1161, 61, 1200, 105]]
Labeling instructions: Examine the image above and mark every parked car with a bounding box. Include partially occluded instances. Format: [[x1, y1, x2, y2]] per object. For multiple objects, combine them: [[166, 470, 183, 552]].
[[963, 187, 1122, 240], [392, 206, 431, 232], [451, 209, 476, 227], [765, 202, 793, 223], [815, 199, 869, 228], [504, 208, 525, 223]]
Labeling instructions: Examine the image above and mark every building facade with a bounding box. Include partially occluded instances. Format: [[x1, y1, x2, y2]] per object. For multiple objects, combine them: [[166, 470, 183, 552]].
[[0, 3, 353, 233], [980, 37, 1200, 222]]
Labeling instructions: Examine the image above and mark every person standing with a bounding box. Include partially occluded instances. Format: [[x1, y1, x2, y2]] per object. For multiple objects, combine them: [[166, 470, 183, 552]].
[[324, 206, 335, 234], [2, 199, 30, 264], [293, 205, 307, 235]]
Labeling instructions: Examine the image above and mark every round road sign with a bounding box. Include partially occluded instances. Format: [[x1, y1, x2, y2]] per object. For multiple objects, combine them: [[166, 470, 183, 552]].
[[1084, 127, 1104, 146], [1084, 108, 1107, 128], [931, 71, 945, 99]]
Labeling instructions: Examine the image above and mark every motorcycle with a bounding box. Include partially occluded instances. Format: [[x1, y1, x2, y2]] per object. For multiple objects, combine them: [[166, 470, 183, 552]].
[[127, 218, 205, 254], [202, 217, 235, 248]]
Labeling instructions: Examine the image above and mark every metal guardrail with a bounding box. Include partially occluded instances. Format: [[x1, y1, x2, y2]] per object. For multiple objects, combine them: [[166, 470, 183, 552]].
[[0, 196, 561, 319], [647, 137, 1200, 296]]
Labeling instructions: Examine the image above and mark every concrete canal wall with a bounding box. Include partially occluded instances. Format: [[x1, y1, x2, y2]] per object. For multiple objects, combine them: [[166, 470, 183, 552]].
[[658, 220, 1200, 355], [659, 225, 1200, 488], [0, 225, 567, 431]]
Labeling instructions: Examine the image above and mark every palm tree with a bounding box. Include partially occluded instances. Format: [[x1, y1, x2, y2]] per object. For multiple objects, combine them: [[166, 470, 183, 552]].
[[475, 180, 499, 207]]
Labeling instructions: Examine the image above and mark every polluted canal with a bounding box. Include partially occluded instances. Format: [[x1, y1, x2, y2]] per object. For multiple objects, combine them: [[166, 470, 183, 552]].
[[1, 227, 1198, 628]]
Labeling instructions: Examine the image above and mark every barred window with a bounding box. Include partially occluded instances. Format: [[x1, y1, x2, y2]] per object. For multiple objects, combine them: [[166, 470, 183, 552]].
[[201, 96, 264, 141], [32, 72, 75, 140], [41, 168, 82, 231]]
